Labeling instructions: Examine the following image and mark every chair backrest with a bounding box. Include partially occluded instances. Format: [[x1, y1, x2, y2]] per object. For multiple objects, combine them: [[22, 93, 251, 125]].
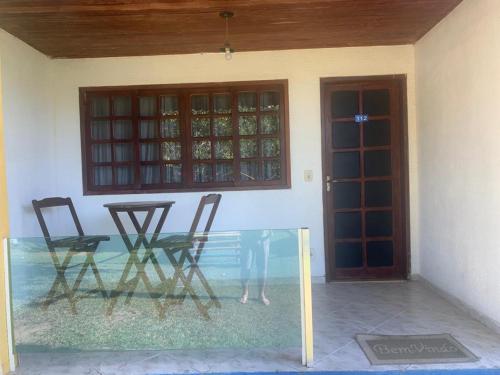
[[188, 194, 222, 241], [32, 197, 85, 240]]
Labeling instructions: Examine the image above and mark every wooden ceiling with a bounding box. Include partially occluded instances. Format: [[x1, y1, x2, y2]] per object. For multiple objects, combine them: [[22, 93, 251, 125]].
[[0, 0, 462, 59]]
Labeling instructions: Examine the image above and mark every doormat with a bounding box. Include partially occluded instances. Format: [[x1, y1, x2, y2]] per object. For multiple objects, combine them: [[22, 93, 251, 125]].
[[355, 333, 479, 365]]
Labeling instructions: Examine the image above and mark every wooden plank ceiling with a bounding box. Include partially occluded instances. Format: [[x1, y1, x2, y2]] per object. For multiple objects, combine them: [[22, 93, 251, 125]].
[[0, 0, 462, 59]]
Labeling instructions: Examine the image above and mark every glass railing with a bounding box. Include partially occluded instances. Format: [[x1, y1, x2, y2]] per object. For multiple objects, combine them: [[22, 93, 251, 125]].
[[7, 229, 308, 355]]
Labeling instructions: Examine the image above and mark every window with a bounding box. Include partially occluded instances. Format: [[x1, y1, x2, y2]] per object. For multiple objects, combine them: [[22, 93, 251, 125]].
[[80, 80, 290, 194]]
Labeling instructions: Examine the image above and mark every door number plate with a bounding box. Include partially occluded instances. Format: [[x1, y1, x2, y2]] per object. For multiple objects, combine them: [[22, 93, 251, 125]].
[[355, 114, 368, 123]]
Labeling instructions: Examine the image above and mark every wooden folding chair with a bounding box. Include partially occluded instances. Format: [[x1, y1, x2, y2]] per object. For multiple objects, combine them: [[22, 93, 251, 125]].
[[32, 197, 109, 314], [153, 194, 222, 319]]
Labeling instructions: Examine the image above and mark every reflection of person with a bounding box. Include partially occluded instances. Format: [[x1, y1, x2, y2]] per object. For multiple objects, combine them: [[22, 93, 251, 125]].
[[240, 230, 270, 305]]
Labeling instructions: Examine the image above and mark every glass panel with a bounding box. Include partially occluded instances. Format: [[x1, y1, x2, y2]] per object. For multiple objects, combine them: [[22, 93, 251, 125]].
[[240, 139, 257, 158], [93, 166, 112, 186], [333, 152, 360, 178], [240, 160, 259, 181], [365, 180, 392, 207], [140, 120, 157, 139], [215, 163, 233, 182], [333, 121, 359, 149], [238, 92, 257, 112], [139, 96, 156, 116], [90, 96, 109, 117], [193, 163, 213, 183], [364, 150, 391, 177], [335, 212, 361, 239], [367, 241, 394, 267], [112, 96, 131, 116], [160, 119, 179, 138], [160, 95, 179, 115], [213, 117, 232, 136], [113, 120, 133, 140], [191, 95, 210, 115], [335, 242, 363, 268], [115, 166, 134, 185], [161, 142, 181, 161], [364, 120, 391, 147], [363, 89, 390, 116], [260, 114, 279, 135], [331, 91, 358, 118], [91, 144, 112, 163], [192, 140, 212, 160], [213, 94, 231, 114], [239, 116, 257, 135], [215, 140, 233, 160], [163, 164, 182, 183], [141, 165, 160, 184], [192, 118, 210, 137], [365, 211, 393, 237], [114, 143, 134, 162], [263, 160, 281, 180], [262, 138, 280, 157], [333, 182, 361, 209], [140, 143, 159, 161], [91, 120, 110, 140], [260, 91, 280, 111]]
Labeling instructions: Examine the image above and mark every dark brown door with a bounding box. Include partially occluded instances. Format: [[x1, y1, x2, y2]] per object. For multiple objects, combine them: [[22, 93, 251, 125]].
[[321, 77, 408, 280]]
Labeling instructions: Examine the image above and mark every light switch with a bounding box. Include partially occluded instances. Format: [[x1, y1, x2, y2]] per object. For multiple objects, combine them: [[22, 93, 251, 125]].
[[304, 170, 313, 182]]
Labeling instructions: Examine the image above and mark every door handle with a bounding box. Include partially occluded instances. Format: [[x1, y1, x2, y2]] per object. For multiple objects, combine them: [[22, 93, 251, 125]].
[[326, 175, 332, 192]]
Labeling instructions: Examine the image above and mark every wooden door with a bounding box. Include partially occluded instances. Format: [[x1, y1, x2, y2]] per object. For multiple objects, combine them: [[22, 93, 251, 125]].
[[321, 76, 408, 280]]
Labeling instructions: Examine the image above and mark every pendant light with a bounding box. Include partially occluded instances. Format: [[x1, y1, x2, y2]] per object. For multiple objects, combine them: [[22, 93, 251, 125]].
[[219, 11, 234, 60]]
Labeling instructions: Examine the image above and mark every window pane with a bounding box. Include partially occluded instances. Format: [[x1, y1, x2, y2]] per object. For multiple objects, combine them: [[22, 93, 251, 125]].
[[139, 96, 156, 116], [115, 166, 134, 185], [365, 211, 393, 237], [164, 164, 182, 183], [260, 114, 279, 134], [263, 160, 281, 180], [367, 241, 394, 267], [239, 116, 257, 135], [214, 117, 232, 136], [192, 118, 210, 137], [91, 97, 109, 117], [364, 120, 391, 147], [141, 165, 160, 184], [331, 91, 358, 118], [261, 91, 280, 111], [213, 94, 231, 114], [215, 140, 233, 159], [365, 180, 392, 207], [114, 143, 134, 162], [335, 212, 362, 239], [191, 95, 209, 115], [193, 163, 212, 183], [91, 120, 110, 140], [333, 152, 360, 178], [364, 150, 391, 177], [160, 119, 179, 138], [335, 242, 363, 268], [333, 182, 361, 209], [161, 141, 181, 161], [140, 120, 157, 139], [140, 143, 159, 161], [240, 139, 257, 158], [160, 95, 178, 115], [333, 121, 359, 149], [113, 96, 131, 116], [192, 140, 211, 160], [92, 144, 112, 163], [113, 120, 133, 140], [215, 163, 233, 182], [363, 89, 390, 116], [238, 92, 257, 112], [262, 138, 280, 157], [240, 161, 259, 181], [93, 166, 112, 186]]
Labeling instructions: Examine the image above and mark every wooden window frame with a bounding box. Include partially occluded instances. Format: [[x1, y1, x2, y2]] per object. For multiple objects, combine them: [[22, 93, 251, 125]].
[[80, 80, 291, 195]]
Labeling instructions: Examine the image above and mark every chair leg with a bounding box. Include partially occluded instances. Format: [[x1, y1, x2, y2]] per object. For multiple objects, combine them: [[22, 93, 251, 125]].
[[88, 255, 108, 299], [44, 251, 78, 314]]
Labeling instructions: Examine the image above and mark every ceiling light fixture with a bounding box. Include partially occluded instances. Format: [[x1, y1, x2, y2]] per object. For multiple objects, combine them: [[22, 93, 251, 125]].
[[219, 11, 234, 60]]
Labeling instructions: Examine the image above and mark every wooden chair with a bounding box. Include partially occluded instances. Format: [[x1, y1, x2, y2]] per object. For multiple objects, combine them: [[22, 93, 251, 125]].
[[32, 197, 109, 313], [153, 193, 222, 319]]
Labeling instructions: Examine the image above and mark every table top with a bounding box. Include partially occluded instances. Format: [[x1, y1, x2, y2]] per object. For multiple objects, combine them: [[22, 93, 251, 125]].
[[103, 201, 175, 210]]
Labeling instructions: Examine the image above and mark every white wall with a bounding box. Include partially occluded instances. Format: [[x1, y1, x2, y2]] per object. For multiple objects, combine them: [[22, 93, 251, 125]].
[[416, 0, 500, 325], [1, 31, 417, 278]]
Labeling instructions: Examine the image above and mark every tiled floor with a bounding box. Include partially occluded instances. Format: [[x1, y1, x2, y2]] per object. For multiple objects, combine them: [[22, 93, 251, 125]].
[[13, 281, 500, 374]]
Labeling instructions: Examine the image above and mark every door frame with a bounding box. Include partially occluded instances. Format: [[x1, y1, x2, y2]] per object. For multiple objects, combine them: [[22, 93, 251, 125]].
[[320, 75, 410, 281]]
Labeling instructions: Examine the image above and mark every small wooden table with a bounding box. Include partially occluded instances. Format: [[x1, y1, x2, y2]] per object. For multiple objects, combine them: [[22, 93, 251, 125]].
[[104, 201, 175, 316]]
